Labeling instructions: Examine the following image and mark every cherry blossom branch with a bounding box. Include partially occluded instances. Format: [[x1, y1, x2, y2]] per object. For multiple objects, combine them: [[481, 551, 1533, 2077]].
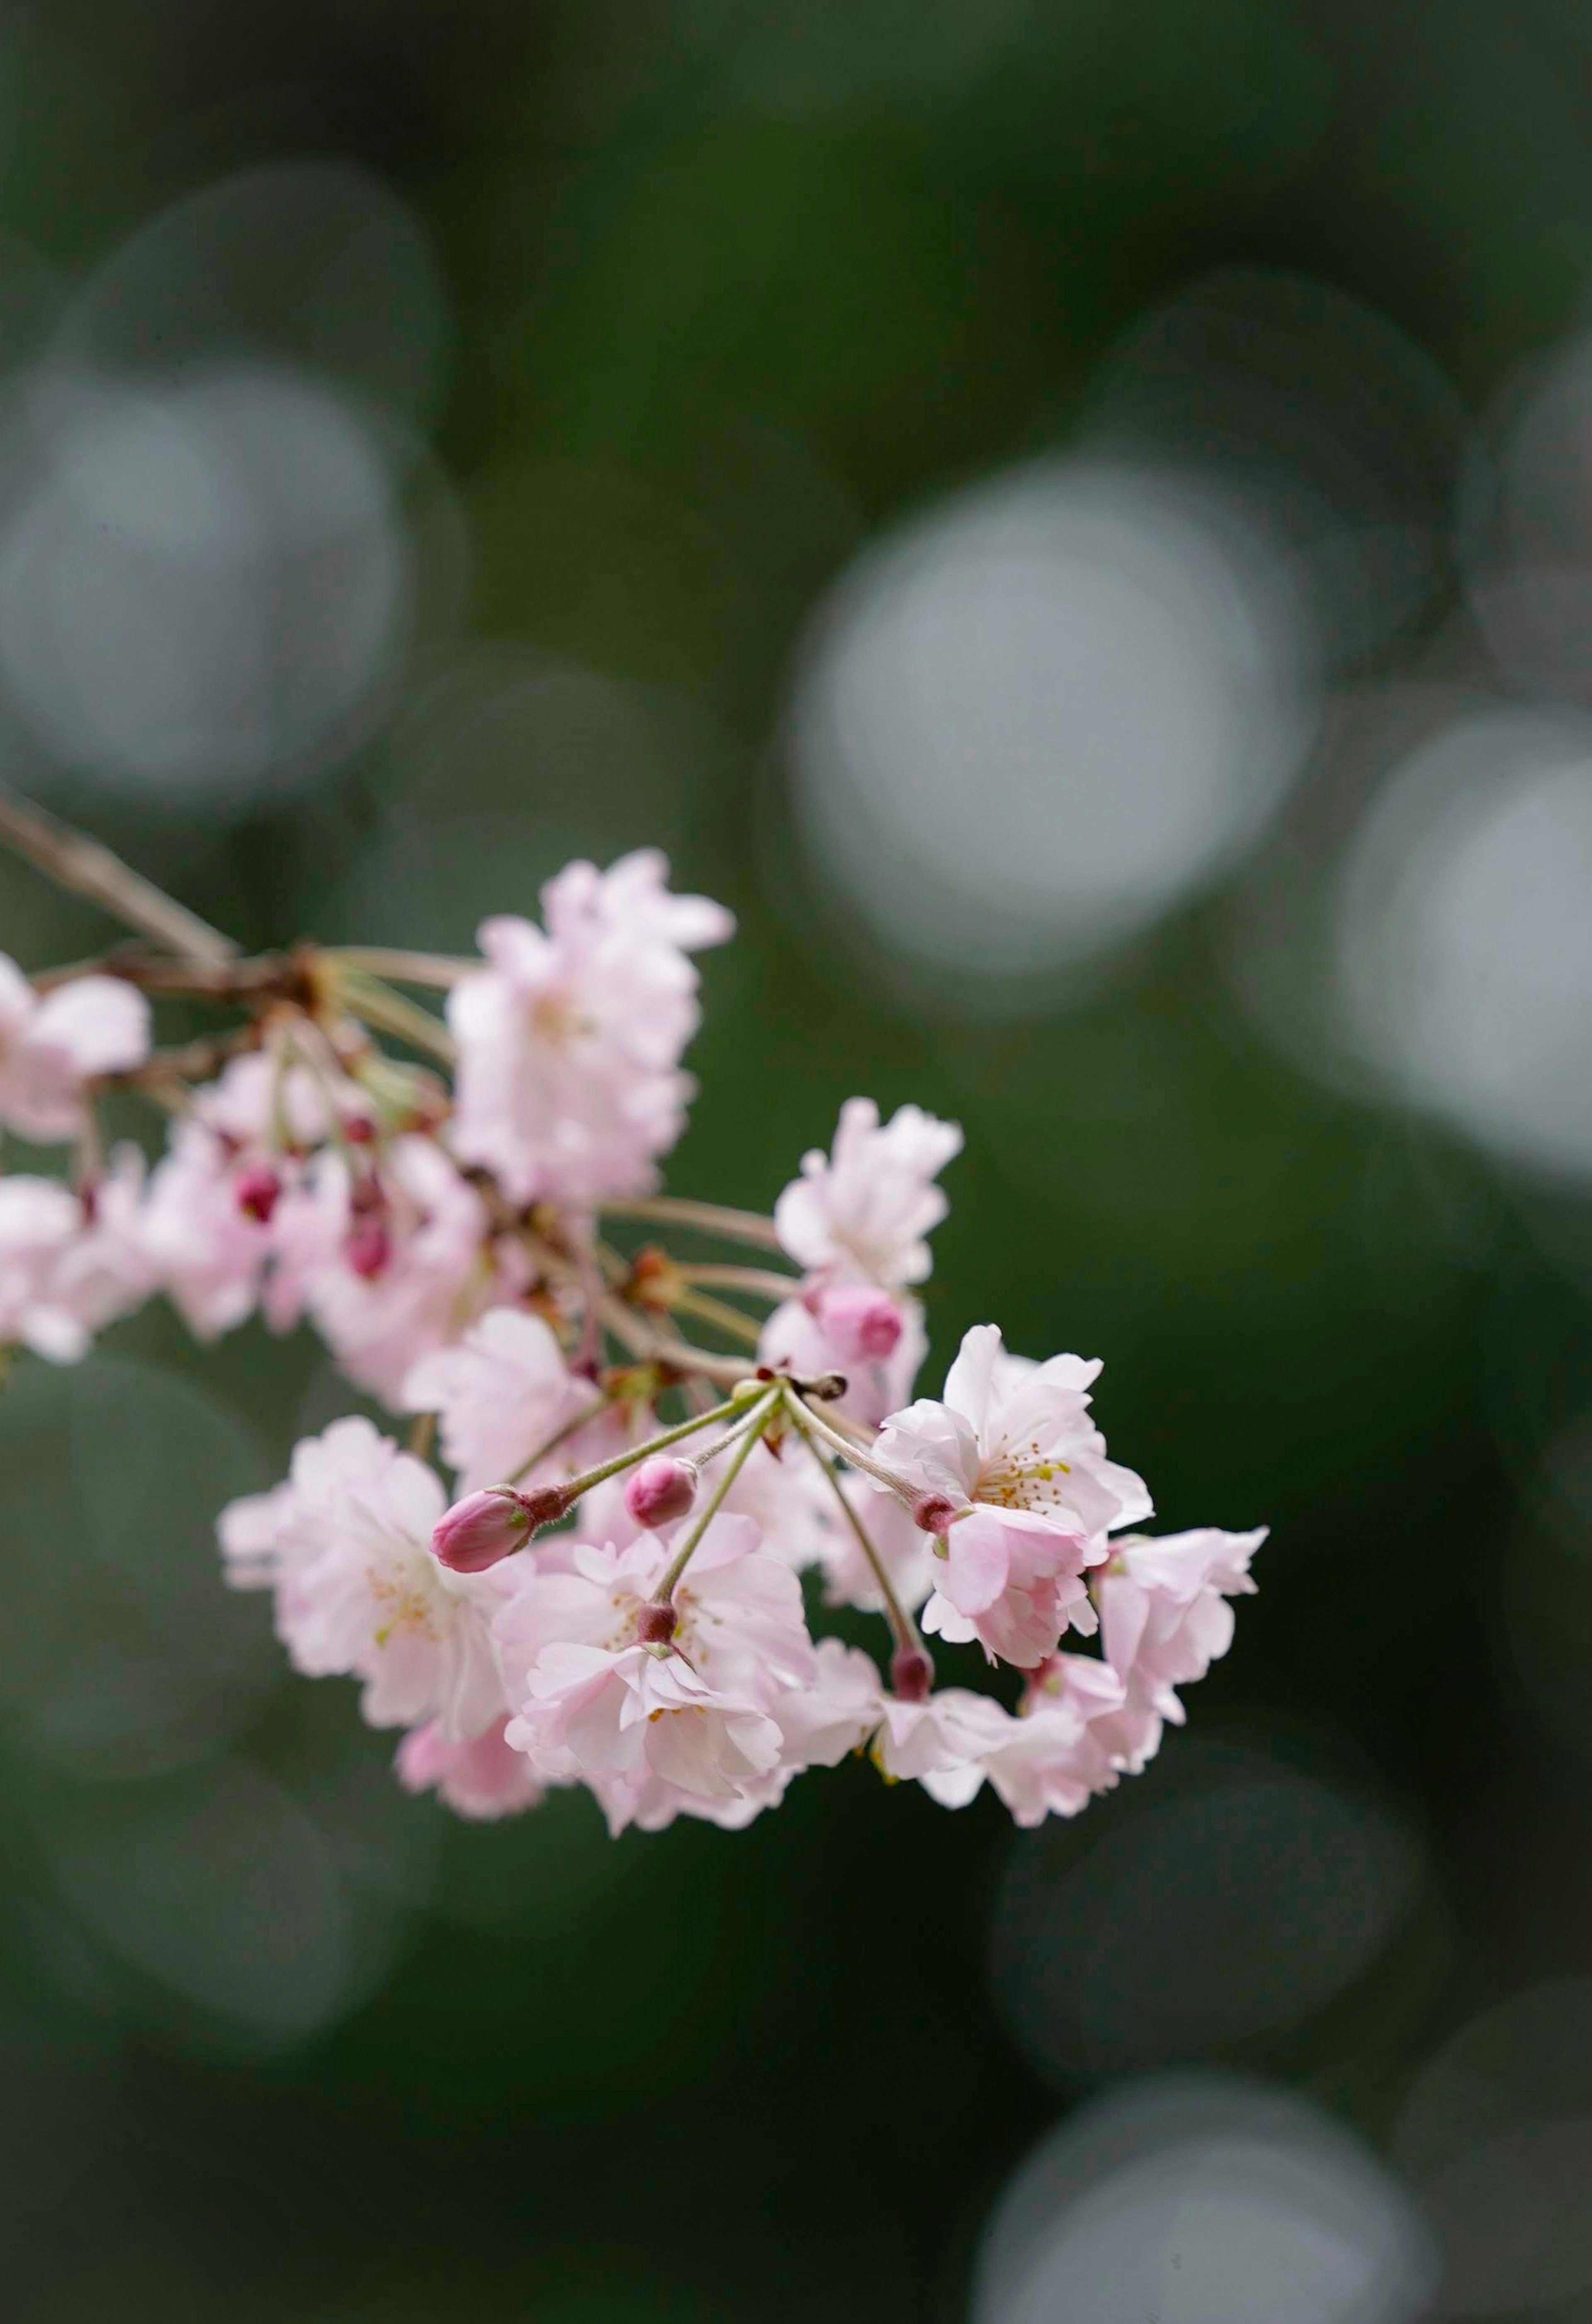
[[601, 1194, 784, 1253], [0, 780, 238, 966]]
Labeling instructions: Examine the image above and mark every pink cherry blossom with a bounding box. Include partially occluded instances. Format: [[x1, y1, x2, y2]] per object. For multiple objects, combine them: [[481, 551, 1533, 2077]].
[[757, 1288, 925, 1428], [873, 1686, 1017, 1807], [1092, 1526, 1265, 1770], [396, 1716, 544, 1820], [274, 1137, 526, 1401], [510, 1640, 783, 1805], [979, 1653, 1131, 1824], [773, 1097, 961, 1291], [814, 1473, 937, 1618], [219, 1414, 516, 1738], [140, 1119, 271, 1337], [874, 1324, 1152, 1668], [447, 850, 733, 1207], [401, 1305, 591, 1494], [496, 1517, 815, 1710], [138, 1054, 328, 1338], [52, 1144, 156, 1339], [775, 1636, 886, 1769], [0, 955, 149, 1142], [0, 1176, 100, 1358]]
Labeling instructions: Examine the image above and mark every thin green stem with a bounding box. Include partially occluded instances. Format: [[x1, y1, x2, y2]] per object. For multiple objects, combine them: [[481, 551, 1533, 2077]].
[[326, 946, 473, 988], [670, 1283, 762, 1346], [337, 972, 456, 1065], [677, 1263, 797, 1301], [597, 1293, 752, 1387], [519, 1385, 763, 1496], [504, 1393, 614, 1485], [785, 1391, 920, 1656], [691, 1397, 781, 1471], [653, 1389, 780, 1603], [602, 1194, 784, 1253]]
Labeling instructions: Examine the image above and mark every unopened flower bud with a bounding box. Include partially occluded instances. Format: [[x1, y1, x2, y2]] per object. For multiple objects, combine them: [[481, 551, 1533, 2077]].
[[813, 1283, 903, 1364], [432, 1488, 533, 1573], [910, 1491, 962, 1537], [342, 1114, 376, 1145], [235, 1164, 282, 1225], [624, 1455, 696, 1528], [637, 1599, 678, 1646], [345, 1221, 391, 1279], [890, 1646, 935, 1702]]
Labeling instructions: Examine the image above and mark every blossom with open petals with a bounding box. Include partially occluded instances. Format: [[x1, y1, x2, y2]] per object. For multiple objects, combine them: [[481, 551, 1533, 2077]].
[[875, 1324, 1150, 1667], [0, 956, 148, 1143], [219, 1414, 515, 1737], [774, 1097, 961, 1292], [447, 850, 732, 1206], [1092, 1526, 1265, 1770]]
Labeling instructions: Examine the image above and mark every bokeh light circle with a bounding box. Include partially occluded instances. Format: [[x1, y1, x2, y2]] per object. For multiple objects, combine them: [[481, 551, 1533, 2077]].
[[789, 457, 1318, 1008]]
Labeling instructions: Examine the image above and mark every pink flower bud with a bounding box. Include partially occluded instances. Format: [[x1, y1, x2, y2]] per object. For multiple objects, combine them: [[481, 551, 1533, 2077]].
[[890, 1646, 935, 1702], [343, 1114, 375, 1145], [432, 1488, 533, 1573], [910, 1491, 962, 1537], [623, 1455, 696, 1528], [235, 1164, 282, 1225], [345, 1221, 391, 1279], [813, 1283, 904, 1364]]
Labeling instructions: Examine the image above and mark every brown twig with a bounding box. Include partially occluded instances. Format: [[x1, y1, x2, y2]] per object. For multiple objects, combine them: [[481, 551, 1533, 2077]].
[[0, 781, 238, 965]]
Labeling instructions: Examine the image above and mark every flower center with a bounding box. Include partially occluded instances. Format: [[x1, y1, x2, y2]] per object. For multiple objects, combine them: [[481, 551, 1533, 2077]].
[[975, 1440, 1073, 1514]]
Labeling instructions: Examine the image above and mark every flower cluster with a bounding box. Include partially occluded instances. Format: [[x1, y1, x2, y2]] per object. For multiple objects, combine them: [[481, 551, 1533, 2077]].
[[0, 821, 1264, 1836]]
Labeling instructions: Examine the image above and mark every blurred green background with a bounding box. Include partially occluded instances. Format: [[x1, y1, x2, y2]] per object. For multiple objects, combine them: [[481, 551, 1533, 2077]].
[[6, 1, 1592, 2317]]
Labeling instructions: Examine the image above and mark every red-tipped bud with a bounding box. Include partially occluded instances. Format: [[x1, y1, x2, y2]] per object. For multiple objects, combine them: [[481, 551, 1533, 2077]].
[[813, 1283, 904, 1364], [345, 1221, 391, 1279], [637, 1599, 678, 1646], [432, 1488, 534, 1573], [890, 1646, 935, 1702], [343, 1114, 376, 1145], [623, 1456, 697, 1529], [235, 1164, 282, 1225], [910, 1492, 962, 1537]]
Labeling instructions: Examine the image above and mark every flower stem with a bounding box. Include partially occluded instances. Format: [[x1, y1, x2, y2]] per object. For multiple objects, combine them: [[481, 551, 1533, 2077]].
[[516, 1383, 763, 1495], [602, 1195, 784, 1253], [502, 1392, 614, 1484], [677, 1263, 796, 1300], [669, 1284, 762, 1346], [325, 946, 473, 988], [335, 972, 456, 1065], [785, 1389, 902, 1490], [653, 1388, 780, 1603], [785, 1391, 922, 1658], [597, 1294, 752, 1388]]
